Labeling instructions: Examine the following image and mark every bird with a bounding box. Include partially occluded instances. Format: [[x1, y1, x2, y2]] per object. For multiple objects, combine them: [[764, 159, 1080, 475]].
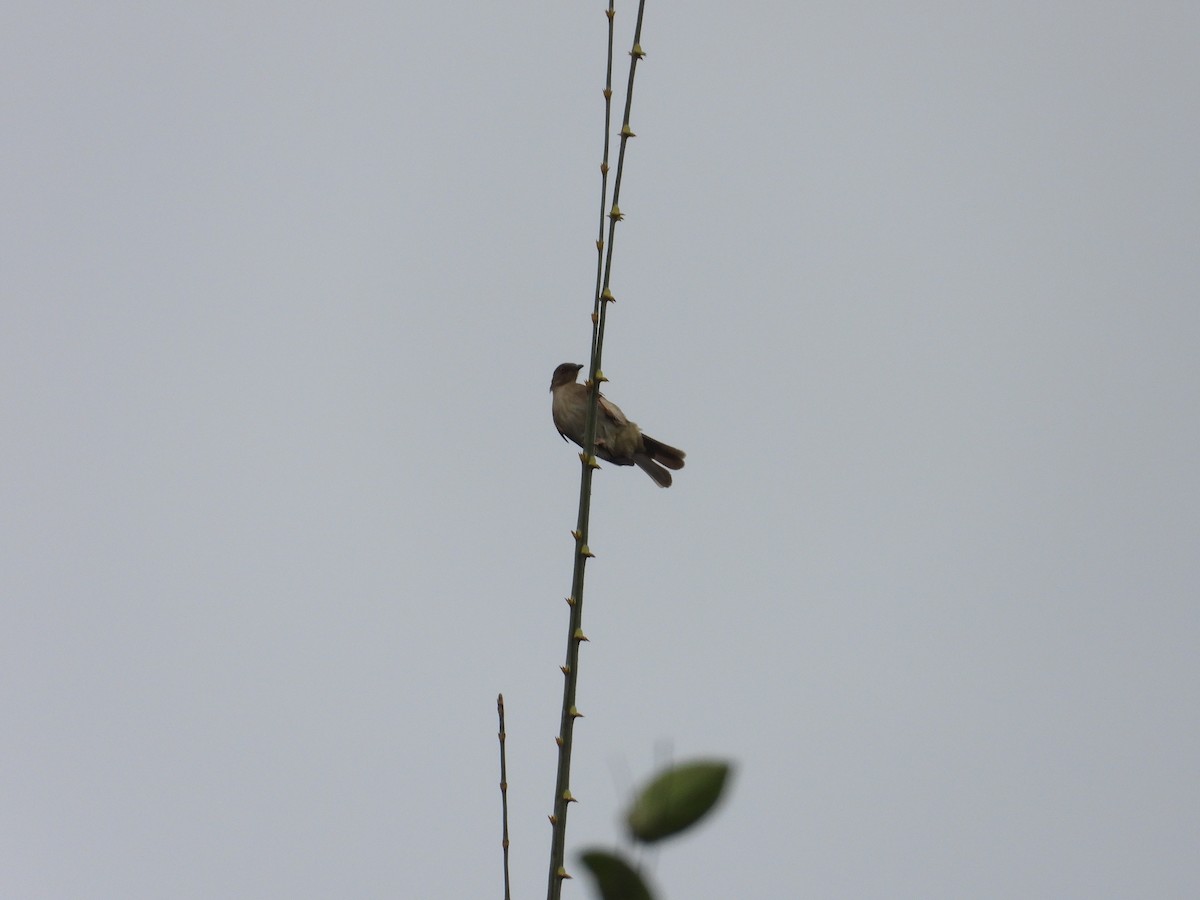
[[550, 362, 686, 487]]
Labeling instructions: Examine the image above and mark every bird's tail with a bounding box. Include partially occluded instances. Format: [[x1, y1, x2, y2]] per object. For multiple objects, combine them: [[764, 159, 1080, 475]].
[[634, 455, 674, 488], [641, 435, 686, 471]]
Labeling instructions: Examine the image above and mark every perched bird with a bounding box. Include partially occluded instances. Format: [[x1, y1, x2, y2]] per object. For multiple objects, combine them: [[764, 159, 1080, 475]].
[[550, 362, 686, 487]]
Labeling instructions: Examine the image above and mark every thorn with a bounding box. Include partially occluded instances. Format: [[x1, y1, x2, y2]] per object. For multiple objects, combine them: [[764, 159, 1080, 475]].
[[580, 545, 595, 558], [595, 370, 609, 382], [605, 8, 615, 20], [602, 88, 612, 99], [562, 790, 577, 802], [555, 736, 563, 747], [570, 529, 582, 540], [569, 706, 584, 718], [565, 595, 576, 606], [601, 288, 615, 303], [609, 205, 624, 221], [557, 867, 572, 881], [631, 44, 646, 59], [591, 312, 599, 324], [620, 124, 636, 138], [560, 665, 569, 675], [548, 814, 557, 825], [573, 629, 589, 642]]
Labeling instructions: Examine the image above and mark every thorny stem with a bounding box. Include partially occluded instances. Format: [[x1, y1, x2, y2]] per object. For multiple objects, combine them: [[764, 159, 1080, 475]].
[[546, 3, 650, 898]]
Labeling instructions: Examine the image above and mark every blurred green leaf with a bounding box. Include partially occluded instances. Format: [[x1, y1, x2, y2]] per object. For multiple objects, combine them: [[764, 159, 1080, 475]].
[[578, 849, 654, 900], [625, 759, 733, 843]]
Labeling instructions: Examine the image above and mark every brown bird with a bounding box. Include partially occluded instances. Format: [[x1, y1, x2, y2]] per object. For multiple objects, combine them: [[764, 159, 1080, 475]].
[[550, 362, 686, 487]]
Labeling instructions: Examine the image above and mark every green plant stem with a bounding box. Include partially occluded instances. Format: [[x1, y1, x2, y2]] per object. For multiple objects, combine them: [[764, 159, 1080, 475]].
[[546, 3, 649, 899]]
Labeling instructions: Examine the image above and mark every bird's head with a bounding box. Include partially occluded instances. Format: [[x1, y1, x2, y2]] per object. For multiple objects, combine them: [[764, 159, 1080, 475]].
[[550, 362, 584, 391]]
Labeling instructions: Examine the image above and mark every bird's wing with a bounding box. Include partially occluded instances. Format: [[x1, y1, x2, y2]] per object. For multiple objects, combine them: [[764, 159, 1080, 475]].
[[597, 393, 629, 426]]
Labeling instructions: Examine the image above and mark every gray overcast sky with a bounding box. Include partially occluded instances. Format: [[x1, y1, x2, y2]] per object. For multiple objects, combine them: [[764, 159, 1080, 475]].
[[4, 2, 1198, 898]]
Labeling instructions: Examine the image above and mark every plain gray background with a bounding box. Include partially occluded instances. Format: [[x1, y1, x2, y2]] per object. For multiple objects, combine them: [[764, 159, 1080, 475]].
[[4, 2, 1198, 897]]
